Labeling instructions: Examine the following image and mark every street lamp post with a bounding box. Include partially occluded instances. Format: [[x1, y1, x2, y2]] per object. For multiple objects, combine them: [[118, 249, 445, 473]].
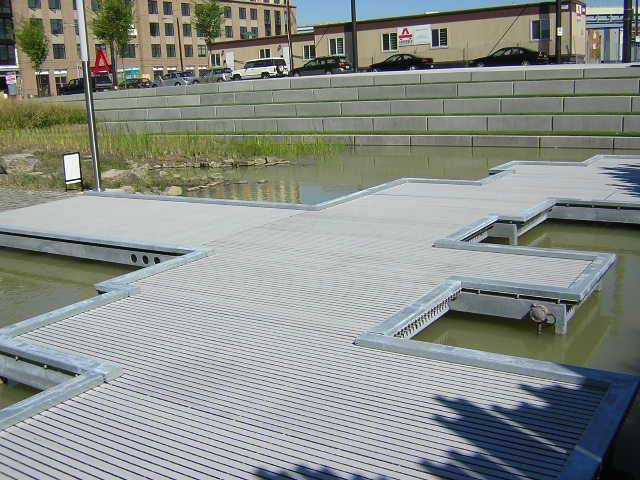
[[76, 0, 102, 192], [351, 0, 358, 71]]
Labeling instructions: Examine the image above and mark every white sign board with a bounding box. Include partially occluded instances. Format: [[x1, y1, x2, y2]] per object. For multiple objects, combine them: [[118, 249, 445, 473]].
[[63, 152, 82, 189], [5, 75, 16, 85], [397, 24, 432, 47]]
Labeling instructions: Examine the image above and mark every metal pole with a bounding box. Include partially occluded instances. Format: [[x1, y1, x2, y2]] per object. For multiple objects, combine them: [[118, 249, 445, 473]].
[[624, 0, 633, 62], [351, 0, 358, 71], [176, 18, 184, 71], [77, 0, 102, 192], [286, 1, 293, 71], [555, 0, 562, 63], [636, 0, 639, 60]]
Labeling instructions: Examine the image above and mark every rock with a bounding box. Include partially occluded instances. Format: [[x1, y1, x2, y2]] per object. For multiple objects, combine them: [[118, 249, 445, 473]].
[[232, 180, 249, 184], [0, 153, 42, 174], [252, 156, 268, 165], [164, 185, 183, 196], [256, 179, 268, 184], [187, 186, 200, 192], [102, 169, 130, 181], [266, 156, 282, 164]]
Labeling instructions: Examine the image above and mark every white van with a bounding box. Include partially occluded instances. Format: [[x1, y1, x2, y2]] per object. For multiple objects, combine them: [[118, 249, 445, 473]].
[[232, 58, 288, 80]]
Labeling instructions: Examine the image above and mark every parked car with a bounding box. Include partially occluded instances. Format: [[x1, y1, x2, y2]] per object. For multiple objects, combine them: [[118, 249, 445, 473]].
[[59, 74, 115, 95], [232, 58, 288, 80], [368, 54, 434, 72], [118, 78, 154, 89], [289, 56, 353, 76], [196, 67, 232, 83], [469, 47, 549, 67], [154, 71, 199, 87]]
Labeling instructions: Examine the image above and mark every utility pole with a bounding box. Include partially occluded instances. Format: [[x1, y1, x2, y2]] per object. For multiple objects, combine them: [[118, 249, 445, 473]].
[[76, 0, 102, 192], [624, 0, 633, 62], [555, 0, 562, 63], [176, 18, 184, 71], [351, 0, 358, 71], [286, 1, 293, 71]]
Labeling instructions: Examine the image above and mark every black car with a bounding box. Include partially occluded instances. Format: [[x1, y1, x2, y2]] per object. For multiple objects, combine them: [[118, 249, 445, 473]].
[[290, 56, 353, 76], [368, 54, 434, 72], [469, 47, 549, 67], [59, 75, 114, 95], [118, 78, 154, 89]]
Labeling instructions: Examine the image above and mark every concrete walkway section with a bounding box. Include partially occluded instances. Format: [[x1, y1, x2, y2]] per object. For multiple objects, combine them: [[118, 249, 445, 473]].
[[0, 154, 639, 479]]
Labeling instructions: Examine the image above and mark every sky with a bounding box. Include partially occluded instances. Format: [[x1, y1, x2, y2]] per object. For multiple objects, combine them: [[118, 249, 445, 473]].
[[296, 0, 626, 25]]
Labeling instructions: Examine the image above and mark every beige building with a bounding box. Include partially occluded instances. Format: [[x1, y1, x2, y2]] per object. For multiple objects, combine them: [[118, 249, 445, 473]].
[[9, 0, 297, 97], [211, 1, 586, 73]]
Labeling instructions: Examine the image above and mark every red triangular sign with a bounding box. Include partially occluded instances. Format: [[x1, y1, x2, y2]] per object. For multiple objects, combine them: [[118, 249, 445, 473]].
[[90, 49, 112, 75]]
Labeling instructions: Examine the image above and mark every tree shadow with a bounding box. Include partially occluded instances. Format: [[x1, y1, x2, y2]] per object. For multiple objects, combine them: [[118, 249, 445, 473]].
[[252, 373, 637, 480], [602, 163, 640, 198]]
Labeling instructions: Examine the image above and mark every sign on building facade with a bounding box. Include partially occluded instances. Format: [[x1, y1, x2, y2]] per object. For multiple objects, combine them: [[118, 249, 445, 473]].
[[397, 24, 432, 47]]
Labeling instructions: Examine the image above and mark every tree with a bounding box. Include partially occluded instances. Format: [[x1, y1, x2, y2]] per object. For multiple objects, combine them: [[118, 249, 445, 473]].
[[193, 0, 223, 67], [91, 0, 134, 86], [15, 19, 49, 94]]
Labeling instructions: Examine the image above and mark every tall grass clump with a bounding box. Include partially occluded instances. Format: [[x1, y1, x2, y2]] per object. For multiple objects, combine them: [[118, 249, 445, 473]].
[[0, 100, 86, 129]]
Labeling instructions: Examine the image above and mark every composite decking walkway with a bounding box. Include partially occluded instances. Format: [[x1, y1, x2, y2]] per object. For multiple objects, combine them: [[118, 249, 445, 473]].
[[0, 155, 638, 479]]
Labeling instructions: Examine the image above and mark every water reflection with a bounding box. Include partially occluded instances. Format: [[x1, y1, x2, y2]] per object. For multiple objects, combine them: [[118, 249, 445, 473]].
[[186, 146, 627, 204]]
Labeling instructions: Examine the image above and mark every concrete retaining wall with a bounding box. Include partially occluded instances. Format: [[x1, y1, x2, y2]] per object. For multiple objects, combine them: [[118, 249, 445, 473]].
[[99, 113, 640, 134]]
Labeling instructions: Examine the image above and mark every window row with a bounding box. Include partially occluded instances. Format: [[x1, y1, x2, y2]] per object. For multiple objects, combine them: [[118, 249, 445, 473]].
[[148, 1, 191, 16], [28, 0, 104, 11], [151, 43, 208, 58], [26, 18, 81, 36]]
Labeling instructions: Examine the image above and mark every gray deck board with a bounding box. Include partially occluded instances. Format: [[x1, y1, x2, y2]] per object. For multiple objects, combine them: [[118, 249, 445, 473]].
[[1, 155, 639, 479]]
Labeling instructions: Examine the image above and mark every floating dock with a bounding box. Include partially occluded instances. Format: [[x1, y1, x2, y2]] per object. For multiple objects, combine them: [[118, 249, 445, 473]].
[[0, 155, 639, 479]]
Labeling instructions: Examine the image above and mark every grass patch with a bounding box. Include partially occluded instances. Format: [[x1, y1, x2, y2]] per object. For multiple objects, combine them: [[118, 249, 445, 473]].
[[0, 124, 342, 191], [0, 100, 86, 129]]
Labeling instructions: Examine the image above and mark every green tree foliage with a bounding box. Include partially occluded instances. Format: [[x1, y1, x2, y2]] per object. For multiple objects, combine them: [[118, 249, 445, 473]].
[[91, 0, 134, 85], [193, 0, 222, 63], [15, 19, 49, 73]]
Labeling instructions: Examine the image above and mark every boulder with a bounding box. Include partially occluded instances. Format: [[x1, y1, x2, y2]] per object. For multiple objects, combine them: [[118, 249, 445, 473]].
[[0, 153, 42, 174], [164, 185, 183, 196], [102, 169, 131, 181]]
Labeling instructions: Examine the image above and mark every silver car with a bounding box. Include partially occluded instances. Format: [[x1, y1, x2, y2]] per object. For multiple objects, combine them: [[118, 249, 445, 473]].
[[196, 68, 232, 83], [154, 71, 198, 87]]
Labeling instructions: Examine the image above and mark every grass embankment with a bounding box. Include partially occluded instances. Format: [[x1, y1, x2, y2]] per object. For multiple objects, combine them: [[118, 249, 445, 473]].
[[0, 101, 339, 192]]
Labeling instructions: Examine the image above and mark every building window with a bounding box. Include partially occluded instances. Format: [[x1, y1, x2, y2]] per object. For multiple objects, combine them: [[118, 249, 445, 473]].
[[250, 8, 257, 20], [166, 44, 176, 57], [163, 1, 172, 15], [150, 22, 160, 36], [54, 74, 67, 94], [0, 44, 15, 64], [239, 7, 246, 19], [52, 43, 65, 59], [165, 23, 174, 36], [48, 0, 60, 10], [50, 19, 63, 35], [76, 43, 80, 56], [531, 19, 550, 40], [240, 26, 247, 38], [183, 23, 191, 37], [122, 44, 136, 58], [28, 0, 41, 9], [151, 44, 161, 57], [148, 0, 158, 14], [275, 24, 281, 36], [184, 45, 193, 57], [72, 0, 76, 9], [329, 37, 344, 55], [224, 6, 231, 18], [91, 0, 99, 11], [196, 26, 204, 37], [431, 28, 448, 48], [259, 48, 270, 58], [211, 52, 221, 66], [0, 18, 12, 40], [382, 32, 397, 52], [74, 20, 79, 35], [251, 26, 258, 37], [198, 45, 207, 57], [274, 11, 281, 24], [265, 24, 271, 36], [264, 10, 270, 22], [303, 44, 315, 59], [225, 25, 233, 38], [181, 2, 190, 16]]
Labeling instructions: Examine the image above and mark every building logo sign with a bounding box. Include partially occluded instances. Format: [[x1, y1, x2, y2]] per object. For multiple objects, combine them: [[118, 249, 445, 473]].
[[397, 24, 432, 47]]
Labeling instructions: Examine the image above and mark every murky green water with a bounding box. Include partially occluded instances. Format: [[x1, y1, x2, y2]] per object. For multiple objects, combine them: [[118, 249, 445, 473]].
[[186, 146, 626, 204], [415, 221, 640, 479], [0, 248, 135, 406]]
